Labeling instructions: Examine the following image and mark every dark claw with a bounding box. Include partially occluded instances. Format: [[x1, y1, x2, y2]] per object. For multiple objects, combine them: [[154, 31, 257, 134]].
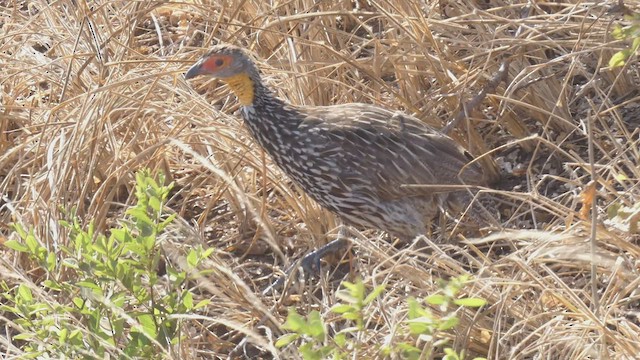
[[263, 238, 350, 295]]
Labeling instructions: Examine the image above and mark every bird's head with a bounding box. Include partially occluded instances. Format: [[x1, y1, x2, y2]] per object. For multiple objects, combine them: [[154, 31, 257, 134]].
[[185, 44, 260, 106]]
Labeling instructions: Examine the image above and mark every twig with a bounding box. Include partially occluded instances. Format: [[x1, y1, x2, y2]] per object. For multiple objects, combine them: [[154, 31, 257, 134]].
[[442, 60, 510, 134]]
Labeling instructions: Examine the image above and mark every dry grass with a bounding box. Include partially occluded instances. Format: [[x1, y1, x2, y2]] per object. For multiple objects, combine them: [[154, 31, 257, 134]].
[[2, 0, 640, 358]]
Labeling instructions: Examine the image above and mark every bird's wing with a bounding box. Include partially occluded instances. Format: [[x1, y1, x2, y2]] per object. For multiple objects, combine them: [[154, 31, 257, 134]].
[[299, 104, 486, 201]]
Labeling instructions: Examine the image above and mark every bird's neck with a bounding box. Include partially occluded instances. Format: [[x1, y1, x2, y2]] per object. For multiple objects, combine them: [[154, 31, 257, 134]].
[[230, 74, 305, 157], [227, 72, 302, 128], [223, 70, 283, 109], [224, 73, 256, 106], [223, 70, 305, 156]]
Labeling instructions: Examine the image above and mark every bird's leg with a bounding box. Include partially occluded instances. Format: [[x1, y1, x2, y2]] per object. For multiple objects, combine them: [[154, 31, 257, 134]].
[[263, 226, 351, 295]]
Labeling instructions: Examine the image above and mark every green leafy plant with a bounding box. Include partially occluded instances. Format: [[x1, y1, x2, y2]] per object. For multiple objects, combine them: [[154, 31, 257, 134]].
[[276, 276, 487, 360], [2, 170, 212, 358], [390, 275, 487, 360], [609, 12, 640, 67], [277, 308, 333, 360], [276, 278, 385, 359]]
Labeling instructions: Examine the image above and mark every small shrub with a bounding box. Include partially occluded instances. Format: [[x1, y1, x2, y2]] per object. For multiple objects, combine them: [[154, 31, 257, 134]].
[[392, 275, 487, 360], [276, 278, 385, 359], [2, 170, 212, 358], [277, 276, 487, 360]]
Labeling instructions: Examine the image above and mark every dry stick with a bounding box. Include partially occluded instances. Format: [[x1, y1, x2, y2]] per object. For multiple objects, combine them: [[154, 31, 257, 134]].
[[586, 112, 600, 315], [441, 60, 510, 135]]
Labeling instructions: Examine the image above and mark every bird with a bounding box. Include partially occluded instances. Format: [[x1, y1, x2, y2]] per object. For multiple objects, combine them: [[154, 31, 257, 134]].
[[185, 44, 493, 289]]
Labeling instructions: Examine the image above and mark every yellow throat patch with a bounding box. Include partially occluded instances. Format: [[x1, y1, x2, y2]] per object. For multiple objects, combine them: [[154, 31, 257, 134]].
[[224, 73, 255, 106]]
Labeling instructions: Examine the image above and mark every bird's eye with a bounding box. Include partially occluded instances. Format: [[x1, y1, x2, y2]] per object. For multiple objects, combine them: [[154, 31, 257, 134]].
[[214, 58, 224, 67]]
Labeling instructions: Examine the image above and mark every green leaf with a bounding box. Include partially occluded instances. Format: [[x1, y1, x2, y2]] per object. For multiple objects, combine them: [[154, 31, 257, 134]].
[[123, 242, 146, 257], [58, 327, 68, 345], [11, 223, 27, 239], [609, 50, 629, 68], [77, 281, 102, 295], [275, 333, 299, 348], [17, 284, 33, 302], [334, 332, 347, 347], [331, 304, 355, 314], [453, 297, 487, 307], [149, 196, 162, 213], [142, 234, 156, 252], [406, 316, 435, 335], [407, 297, 431, 319], [194, 299, 210, 309], [438, 315, 459, 331], [611, 25, 626, 40], [0, 305, 16, 313], [335, 292, 358, 305], [306, 310, 325, 341], [363, 284, 385, 305], [344, 279, 365, 301], [110, 228, 130, 243], [186, 249, 197, 268], [136, 171, 147, 188], [24, 232, 39, 254], [72, 297, 85, 309], [4, 240, 29, 252], [614, 172, 629, 182], [137, 314, 158, 339], [202, 248, 214, 258], [299, 343, 323, 360], [443, 347, 461, 360], [425, 294, 447, 306], [46, 251, 57, 272], [69, 329, 82, 342], [282, 308, 306, 332], [13, 333, 35, 341], [127, 208, 154, 228], [396, 342, 422, 354], [159, 214, 176, 231], [167, 267, 186, 284], [43, 280, 62, 291], [341, 312, 360, 321], [182, 291, 193, 310], [146, 176, 160, 191]]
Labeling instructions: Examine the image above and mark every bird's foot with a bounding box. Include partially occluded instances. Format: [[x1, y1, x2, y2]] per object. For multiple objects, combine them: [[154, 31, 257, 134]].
[[263, 238, 350, 295]]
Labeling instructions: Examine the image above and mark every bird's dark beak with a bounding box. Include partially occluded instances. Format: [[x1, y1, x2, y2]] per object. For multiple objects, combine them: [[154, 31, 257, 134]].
[[184, 61, 204, 80]]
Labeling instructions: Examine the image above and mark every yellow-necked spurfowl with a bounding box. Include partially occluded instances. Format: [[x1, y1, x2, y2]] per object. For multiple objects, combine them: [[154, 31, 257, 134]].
[[185, 44, 493, 289]]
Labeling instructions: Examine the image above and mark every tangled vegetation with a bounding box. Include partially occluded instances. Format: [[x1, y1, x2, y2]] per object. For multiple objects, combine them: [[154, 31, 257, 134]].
[[1, 0, 639, 358]]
